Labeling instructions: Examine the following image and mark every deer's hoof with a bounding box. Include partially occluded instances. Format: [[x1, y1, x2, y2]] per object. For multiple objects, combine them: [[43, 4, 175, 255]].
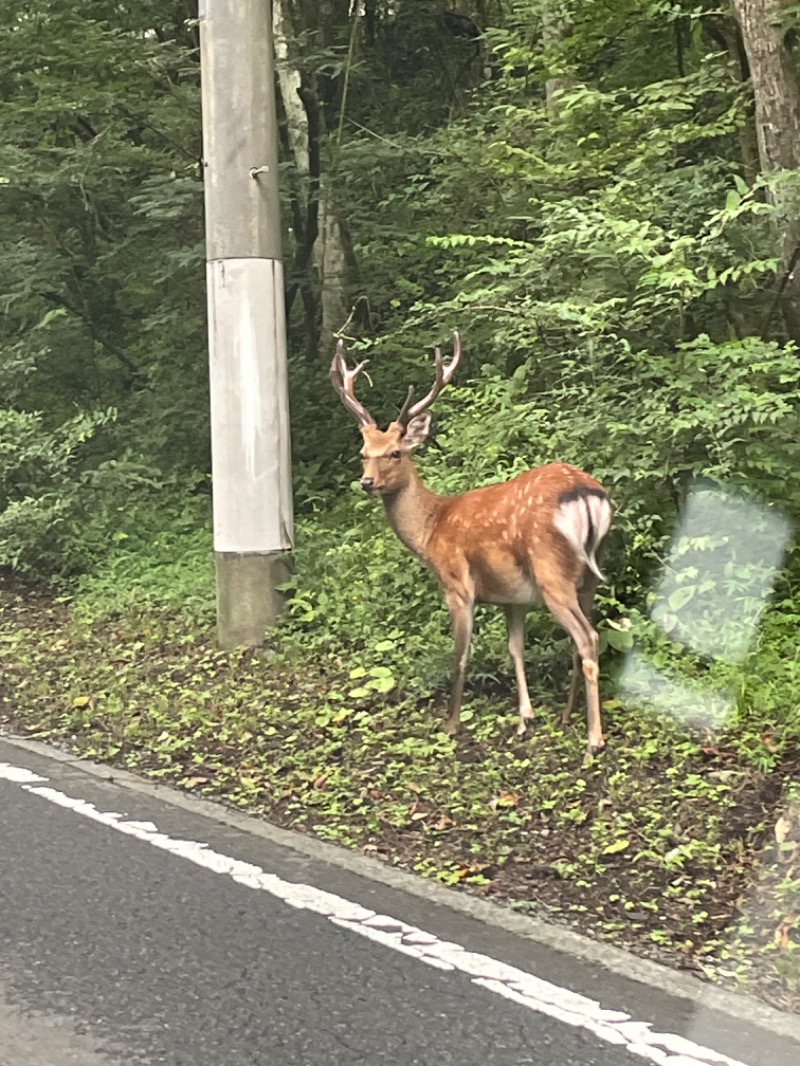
[[442, 718, 460, 736], [582, 736, 606, 765]]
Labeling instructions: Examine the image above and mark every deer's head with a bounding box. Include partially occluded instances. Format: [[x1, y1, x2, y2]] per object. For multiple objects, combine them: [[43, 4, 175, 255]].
[[330, 333, 462, 497]]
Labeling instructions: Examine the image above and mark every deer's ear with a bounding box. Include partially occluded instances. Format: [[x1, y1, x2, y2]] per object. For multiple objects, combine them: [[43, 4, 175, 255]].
[[403, 412, 431, 449]]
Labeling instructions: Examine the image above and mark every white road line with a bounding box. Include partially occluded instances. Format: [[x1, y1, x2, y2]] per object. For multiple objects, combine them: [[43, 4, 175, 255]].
[[0, 760, 748, 1066]]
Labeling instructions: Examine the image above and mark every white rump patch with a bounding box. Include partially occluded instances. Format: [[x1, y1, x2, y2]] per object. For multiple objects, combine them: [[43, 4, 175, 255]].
[[553, 495, 612, 580]]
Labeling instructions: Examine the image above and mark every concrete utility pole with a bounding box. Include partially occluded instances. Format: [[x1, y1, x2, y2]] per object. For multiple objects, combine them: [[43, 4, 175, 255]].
[[199, 0, 293, 647]]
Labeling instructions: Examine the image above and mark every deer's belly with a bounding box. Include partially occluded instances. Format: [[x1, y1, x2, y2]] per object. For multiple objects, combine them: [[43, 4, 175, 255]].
[[476, 574, 541, 606]]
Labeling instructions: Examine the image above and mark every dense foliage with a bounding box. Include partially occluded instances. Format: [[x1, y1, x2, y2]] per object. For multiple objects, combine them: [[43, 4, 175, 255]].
[[2, 0, 800, 1006]]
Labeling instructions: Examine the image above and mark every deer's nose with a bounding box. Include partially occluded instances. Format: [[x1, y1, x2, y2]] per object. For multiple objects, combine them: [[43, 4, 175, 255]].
[[360, 476, 375, 492]]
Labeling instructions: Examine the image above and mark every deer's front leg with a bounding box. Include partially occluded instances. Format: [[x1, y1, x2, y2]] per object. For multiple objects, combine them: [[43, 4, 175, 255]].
[[443, 591, 474, 735], [505, 605, 534, 735]]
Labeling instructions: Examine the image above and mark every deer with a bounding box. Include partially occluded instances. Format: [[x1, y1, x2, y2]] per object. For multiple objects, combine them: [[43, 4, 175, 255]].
[[330, 332, 613, 757]]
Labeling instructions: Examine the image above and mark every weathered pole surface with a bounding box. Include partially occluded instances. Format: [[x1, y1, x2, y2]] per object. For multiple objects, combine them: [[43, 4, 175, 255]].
[[199, 0, 293, 648]]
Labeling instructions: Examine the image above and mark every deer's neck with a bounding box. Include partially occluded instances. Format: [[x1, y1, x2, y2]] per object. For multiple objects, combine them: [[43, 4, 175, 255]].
[[381, 466, 443, 561]]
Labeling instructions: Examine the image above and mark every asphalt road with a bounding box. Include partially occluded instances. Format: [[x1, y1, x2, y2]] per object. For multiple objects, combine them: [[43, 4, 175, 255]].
[[0, 735, 798, 1066]]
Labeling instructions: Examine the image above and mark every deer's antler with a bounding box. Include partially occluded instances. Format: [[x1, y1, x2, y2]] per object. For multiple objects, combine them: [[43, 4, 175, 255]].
[[330, 339, 376, 427], [397, 331, 462, 427]]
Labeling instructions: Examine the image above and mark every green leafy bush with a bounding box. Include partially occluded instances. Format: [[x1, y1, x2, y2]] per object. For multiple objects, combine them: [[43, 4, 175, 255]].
[[0, 406, 159, 575]]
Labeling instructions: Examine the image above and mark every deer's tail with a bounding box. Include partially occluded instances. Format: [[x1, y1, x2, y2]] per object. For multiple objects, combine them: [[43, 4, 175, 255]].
[[553, 488, 613, 583]]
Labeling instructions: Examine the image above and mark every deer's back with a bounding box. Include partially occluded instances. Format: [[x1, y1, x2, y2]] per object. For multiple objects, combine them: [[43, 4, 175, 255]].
[[426, 463, 607, 605]]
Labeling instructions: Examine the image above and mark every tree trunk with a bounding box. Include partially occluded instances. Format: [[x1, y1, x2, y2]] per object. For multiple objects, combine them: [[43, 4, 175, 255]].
[[705, 15, 760, 186], [731, 0, 800, 343], [315, 184, 359, 342], [273, 0, 319, 350], [272, 0, 359, 352], [273, 0, 310, 180], [542, 4, 572, 119]]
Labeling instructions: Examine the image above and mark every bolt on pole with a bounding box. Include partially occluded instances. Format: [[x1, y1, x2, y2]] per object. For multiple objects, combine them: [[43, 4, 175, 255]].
[[199, 0, 293, 648]]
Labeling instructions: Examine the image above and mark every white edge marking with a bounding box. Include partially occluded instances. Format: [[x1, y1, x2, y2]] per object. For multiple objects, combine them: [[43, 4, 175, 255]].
[[0, 761, 749, 1066]]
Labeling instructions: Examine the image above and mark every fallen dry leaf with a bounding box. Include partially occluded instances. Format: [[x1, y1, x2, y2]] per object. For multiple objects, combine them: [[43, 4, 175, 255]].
[[774, 916, 795, 950], [774, 814, 793, 845]]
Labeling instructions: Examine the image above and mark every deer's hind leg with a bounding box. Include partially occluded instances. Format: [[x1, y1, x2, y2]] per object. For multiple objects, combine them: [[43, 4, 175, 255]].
[[564, 568, 600, 726], [541, 581, 603, 757]]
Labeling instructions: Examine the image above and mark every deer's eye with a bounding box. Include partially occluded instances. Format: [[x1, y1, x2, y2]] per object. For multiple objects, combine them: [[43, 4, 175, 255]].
[[390, 450, 402, 460]]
